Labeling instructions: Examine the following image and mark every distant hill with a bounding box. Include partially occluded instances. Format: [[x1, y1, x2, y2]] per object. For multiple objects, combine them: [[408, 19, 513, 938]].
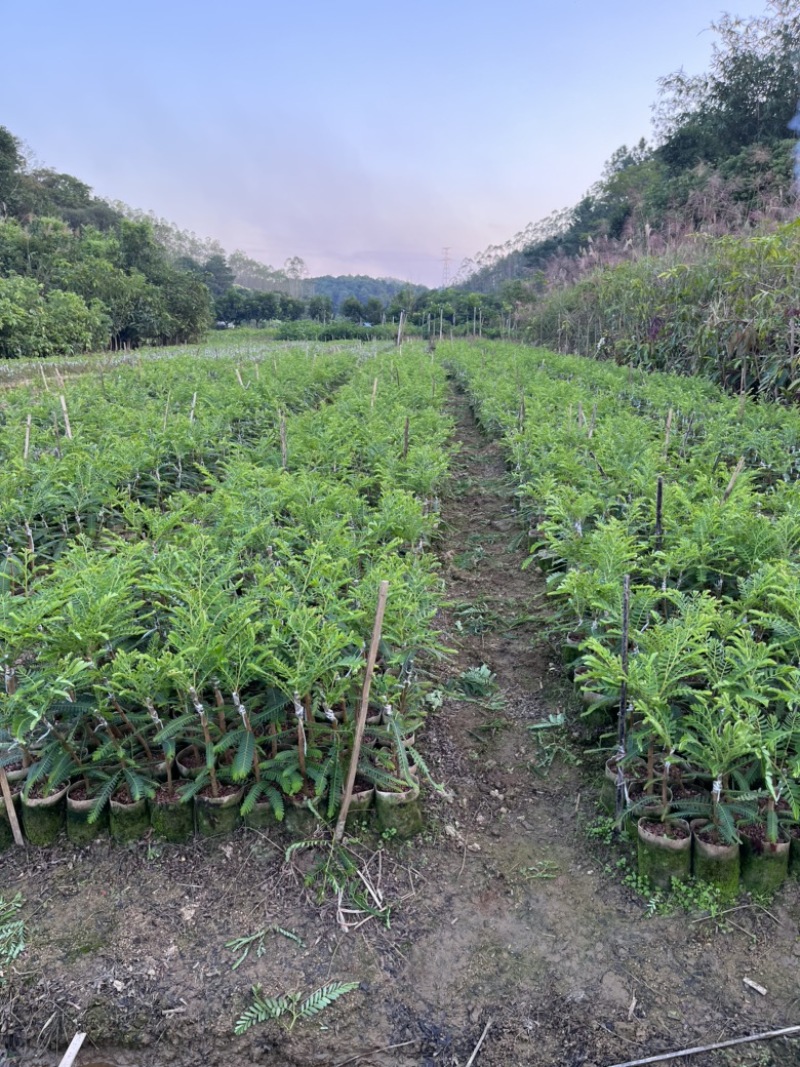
[[309, 275, 427, 313]]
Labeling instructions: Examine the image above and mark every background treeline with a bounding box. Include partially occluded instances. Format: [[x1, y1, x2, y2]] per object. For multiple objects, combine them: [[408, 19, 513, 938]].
[[458, 2, 800, 397], [0, 130, 440, 357]]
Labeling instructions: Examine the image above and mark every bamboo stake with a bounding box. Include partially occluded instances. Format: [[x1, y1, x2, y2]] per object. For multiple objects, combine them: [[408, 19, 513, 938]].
[[663, 408, 673, 454], [39, 364, 50, 392], [0, 768, 23, 846], [722, 456, 745, 503], [371, 377, 378, 409], [604, 1024, 800, 1067], [189, 392, 197, 424], [334, 581, 389, 844], [53, 366, 65, 389], [654, 476, 663, 553], [615, 574, 631, 823], [235, 367, 245, 389], [57, 1032, 87, 1067], [402, 415, 410, 461], [162, 391, 171, 432], [23, 414, 31, 461], [280, 414, 287, 470], [587, 404, 597, 439], [59, 395, 72, 439]]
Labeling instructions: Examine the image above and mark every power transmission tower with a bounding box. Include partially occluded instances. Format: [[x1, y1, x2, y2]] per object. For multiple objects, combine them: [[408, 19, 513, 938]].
[[441, 247, 451, 288]]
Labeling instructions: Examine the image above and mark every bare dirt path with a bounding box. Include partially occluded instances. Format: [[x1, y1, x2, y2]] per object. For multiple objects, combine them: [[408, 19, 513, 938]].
[[1, 388, 799, 1067]]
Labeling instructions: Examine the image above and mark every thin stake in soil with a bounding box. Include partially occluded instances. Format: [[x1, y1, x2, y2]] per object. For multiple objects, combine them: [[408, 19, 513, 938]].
[[722, 457, 745, 502], [59, 395, 72, 440], [0, 767, 23, 846], [371, 377, 378, 409], [57, 1032, 86, 1067], [334, 581, 389, 844], [663, 408, 673, 454], [402, 415, 410, 461], [280, 414, 288, 469], [615, 574, 631, 822], [39, 365, 50, 393], [654, 476, 663, 553], [23, 414, 31, 461]]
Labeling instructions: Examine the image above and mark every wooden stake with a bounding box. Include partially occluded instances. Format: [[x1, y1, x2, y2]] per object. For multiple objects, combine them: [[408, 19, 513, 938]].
[[39, 364, 50, 392], [235, 367, 245, 389], [654, 476, 663, 553], [604, 1024, 800, 1067], [59, 395, 73, 440], [402, 415, 410, 461], [615, 574, 631, 822], [54, 366, 65, 389], [0, 768, 24, 846], [280, 414, 287, 470], [334, 581, 389, 844], [162, 391, 171, 432], [23, 414, 31, 461], [189, 392, 197, 424], [722, 457, 745, 503], [587, 404, 597, 439], [371, 377, 378, 409], [57, 1032, 87, 1067], [663, 408, 673, 454]]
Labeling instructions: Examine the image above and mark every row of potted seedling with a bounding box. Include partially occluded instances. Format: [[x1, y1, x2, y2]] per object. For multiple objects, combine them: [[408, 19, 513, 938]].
[[446, 340, 800, 896]]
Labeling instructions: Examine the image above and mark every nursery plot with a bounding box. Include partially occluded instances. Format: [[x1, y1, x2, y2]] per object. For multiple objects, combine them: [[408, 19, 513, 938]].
[[0, 339, 452, 848], [1, 375, 799, 1067]]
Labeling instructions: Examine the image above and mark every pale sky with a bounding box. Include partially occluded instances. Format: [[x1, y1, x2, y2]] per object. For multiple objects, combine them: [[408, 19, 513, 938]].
[[2, 0, 776, 286]]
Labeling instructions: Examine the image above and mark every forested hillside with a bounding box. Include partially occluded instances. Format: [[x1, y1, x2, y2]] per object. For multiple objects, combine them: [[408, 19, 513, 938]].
[[459, 1, 800, 397]]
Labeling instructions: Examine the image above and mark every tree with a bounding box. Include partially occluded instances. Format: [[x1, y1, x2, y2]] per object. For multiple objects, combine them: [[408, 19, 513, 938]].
[[341, 296, 364, 323], [306, 294, 332, 322], [363, 297, 384, 325], [655, 1, 800, 168]]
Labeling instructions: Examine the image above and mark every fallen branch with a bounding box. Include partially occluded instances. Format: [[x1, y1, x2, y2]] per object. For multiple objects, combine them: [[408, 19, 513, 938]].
[[604, 1024, 800, 1067]]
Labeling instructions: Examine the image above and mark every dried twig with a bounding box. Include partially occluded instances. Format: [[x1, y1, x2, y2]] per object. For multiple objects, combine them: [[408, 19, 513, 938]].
[[604, 1024, 800, 1067]]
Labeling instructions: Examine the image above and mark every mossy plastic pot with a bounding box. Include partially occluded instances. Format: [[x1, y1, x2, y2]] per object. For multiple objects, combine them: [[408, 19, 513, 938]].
[[622, 789, 671, 841], [637, 818, 691, 890], [175, 746, 204, 779], [282, 795, 318, 836], [149, 792, 194, 842], [21, 784, 68, 846], [375, 782, 423, 839], [739, 828, 790, 896], [242, 799, 277, 831], [789, 828, 800, 878], [0, 790, 22, 851], [66, 784, 108, 846], [109, 795, 150, 844], [195, 787, 243, 838], [691, 820, 740, 901]]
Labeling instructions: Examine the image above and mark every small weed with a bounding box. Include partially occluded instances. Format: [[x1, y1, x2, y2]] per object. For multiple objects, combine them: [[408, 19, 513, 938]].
[[0, 894, 25, 984], [518, 860, 560, 880], [226, 926, 305, 971], [527, 713, 581, 777], [234, 981, 360, 1034], [585, 816, 616, 845], [456, 664, 498, 697]]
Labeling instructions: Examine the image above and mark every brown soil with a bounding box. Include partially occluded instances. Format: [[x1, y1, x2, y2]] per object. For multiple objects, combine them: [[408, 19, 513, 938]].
[[2, 390, 800, 1067]]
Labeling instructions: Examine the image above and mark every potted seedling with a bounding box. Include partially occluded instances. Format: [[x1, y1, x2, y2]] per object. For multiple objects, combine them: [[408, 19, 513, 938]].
[[676, 696, 760, 900]]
